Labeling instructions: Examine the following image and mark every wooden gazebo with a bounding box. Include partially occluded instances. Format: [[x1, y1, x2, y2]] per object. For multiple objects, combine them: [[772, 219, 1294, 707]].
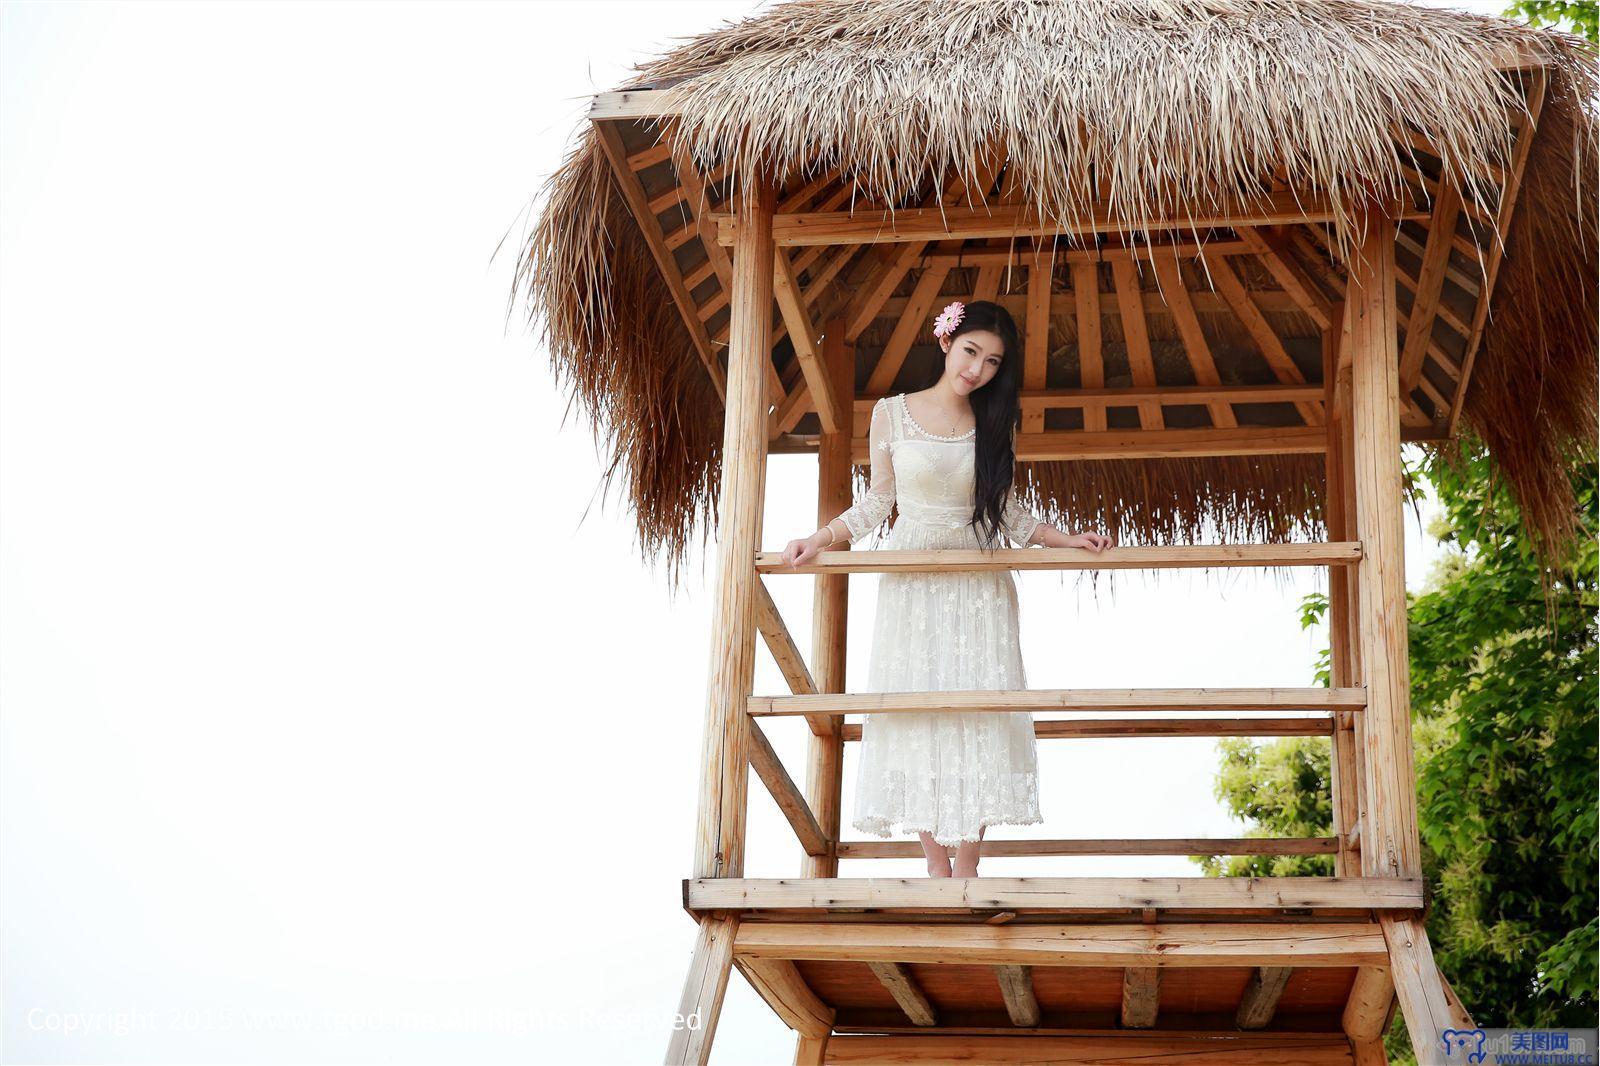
[[513, 2, 1598, 1062]]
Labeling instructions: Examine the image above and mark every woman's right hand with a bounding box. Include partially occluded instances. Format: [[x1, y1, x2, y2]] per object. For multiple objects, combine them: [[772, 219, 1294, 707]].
[[782, 529, 832, 568]]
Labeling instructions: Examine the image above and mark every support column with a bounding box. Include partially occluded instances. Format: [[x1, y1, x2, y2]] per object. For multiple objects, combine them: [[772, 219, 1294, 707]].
[[801, 314, 851, 880], [670, 173, 775, 1066], [1324, 299, 1363, 879], [1346, 196, 1455, 1063], [1346, 201, 1420, 882], [692, 173, 776, 881]]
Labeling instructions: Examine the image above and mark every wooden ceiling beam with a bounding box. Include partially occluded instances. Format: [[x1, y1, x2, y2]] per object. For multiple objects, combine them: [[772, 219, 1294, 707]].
[[867, 962, 938, 1027], [858, 425, 1324, 462], [732, 918, 1395, 966], [1236, 967, 1295, 1030], [1121, 967, 1161, 1029], [712, 192, 1426, 247], [922, 238, 1253, 267], [995, 965, 1041, 1028]]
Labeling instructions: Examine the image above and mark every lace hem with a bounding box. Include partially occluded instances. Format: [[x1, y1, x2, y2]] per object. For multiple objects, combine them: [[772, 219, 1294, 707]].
[[852, 808, 1045, 847]]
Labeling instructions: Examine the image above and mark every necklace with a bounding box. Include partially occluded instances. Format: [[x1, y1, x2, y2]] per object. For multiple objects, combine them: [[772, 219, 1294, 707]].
[[900, 393, 975, 441]]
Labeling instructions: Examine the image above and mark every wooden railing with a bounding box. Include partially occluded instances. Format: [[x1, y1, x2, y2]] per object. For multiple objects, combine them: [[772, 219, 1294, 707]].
[[744, 541, 1372, 869]]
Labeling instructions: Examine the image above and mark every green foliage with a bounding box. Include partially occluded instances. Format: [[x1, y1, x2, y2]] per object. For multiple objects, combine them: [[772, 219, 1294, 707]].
[[1407, 439, 1598, 1027], [1504, 0, 1600, 42], [1193, 736, 1335, 878]]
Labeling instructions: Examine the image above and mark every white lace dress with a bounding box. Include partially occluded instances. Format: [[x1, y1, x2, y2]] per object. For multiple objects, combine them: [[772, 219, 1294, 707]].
[[833, 392, 1045, 846]]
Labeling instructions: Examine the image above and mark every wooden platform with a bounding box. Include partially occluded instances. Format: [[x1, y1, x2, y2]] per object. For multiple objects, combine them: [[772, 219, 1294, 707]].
[[683, 878, 1408, 1063]]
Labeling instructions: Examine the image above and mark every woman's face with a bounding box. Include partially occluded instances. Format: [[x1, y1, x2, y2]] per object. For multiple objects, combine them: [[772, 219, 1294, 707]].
[[939, 328, 1006, 397]]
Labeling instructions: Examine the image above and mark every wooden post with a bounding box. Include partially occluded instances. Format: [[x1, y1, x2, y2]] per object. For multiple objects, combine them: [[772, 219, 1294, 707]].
[[1346, 202, 1420, 882], [801, 314, 851, 880], [692, 172, 776, 881], [665, 912, 739, 1064], [1324, 300, 1363, 879], [670, 172, 774, 1066], [1347, 196, 1455, 1062]]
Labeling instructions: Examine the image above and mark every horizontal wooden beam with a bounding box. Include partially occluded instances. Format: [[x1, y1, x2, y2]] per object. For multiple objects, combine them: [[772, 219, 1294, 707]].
[[818, 1032, 1358, 1063], [731, 918, 1395, 966], [711, 193, 1426, 247], [840, 715, 1337, 741], [770, 421, 1449, 456], [751, 686, 1366, 717], [922, 239, 1252, 266], [1018, 384, 1328, 411], [757, 542, 1361, 575], [852, 425, 1330, 462], [837, 837, 1339, 859], [688, 876, 1424, 914]]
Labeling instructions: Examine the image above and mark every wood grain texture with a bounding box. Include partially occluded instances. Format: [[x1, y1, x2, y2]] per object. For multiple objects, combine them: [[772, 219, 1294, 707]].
[[692, 175, 775, 879]]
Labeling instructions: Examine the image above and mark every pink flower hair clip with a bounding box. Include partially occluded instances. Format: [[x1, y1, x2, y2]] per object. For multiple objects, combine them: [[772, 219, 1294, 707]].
[[932, 300, 965, 339]]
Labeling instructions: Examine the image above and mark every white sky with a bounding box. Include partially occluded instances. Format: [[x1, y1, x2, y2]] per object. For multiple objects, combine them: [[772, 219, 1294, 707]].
[[1, 1, 1499, 1062]]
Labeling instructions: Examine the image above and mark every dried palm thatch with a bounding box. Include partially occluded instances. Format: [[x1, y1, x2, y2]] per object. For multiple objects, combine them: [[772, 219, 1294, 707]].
[[510, 0, 1597, 588]]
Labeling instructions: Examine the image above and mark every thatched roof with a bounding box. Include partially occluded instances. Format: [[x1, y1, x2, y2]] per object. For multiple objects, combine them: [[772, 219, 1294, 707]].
[[511, 0, 1597, 587]]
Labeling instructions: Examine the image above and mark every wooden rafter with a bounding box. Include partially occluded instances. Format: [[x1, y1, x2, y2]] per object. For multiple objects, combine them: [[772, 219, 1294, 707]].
[[867, 263, 952, 394], [1239, 227, 1336, 330], [773, 250, 845, 433], [1148, 251, 1238, 428], [1072, 259, 1104, 432], [1111, 257, 1164, 429], [1449, 68, 1547, 437], [1399, 182, 1465, 395], [1209, 255, 1323, 426], [1024, 249, 1054, 433], [592, 120, 726, 400], [845, 168, 983, 343]]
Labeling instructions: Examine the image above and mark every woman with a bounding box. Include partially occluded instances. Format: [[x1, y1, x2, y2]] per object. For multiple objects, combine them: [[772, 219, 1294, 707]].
[[781, 299, 1112, 878]]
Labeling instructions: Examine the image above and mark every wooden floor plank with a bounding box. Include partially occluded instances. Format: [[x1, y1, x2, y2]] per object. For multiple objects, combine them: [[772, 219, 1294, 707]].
[[686, 877, 1424, 913]]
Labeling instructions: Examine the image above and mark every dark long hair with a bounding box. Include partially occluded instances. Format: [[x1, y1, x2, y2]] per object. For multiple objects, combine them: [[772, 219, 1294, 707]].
[[915, 299, 1024, 550]]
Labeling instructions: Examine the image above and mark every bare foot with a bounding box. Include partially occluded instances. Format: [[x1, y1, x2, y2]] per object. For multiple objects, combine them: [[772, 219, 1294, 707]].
[[926, 860, 953, 878]]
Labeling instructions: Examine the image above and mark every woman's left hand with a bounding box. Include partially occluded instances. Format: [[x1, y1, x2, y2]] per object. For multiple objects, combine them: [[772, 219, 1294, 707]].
[[1071, 531, 1113, 552]]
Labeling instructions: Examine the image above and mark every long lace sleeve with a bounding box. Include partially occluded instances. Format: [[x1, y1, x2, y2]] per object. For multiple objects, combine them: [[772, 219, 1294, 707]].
[[827, 397, 895, 545], [1001, 485, 1044, 547]]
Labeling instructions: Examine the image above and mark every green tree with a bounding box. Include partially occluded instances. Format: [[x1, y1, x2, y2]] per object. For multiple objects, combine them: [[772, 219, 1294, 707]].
[[1504, 0, 1599, 41]]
